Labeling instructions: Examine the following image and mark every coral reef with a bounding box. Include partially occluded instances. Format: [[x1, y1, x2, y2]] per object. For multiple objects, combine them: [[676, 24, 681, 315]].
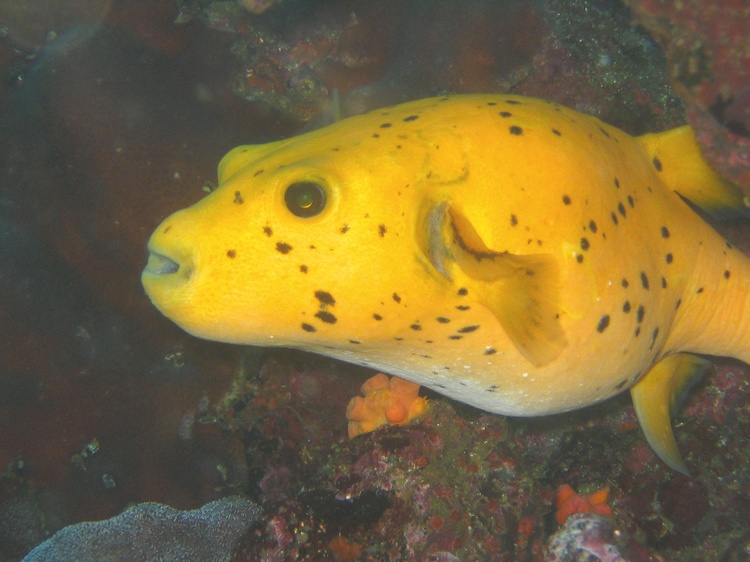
[[627, 0, 750, 191]]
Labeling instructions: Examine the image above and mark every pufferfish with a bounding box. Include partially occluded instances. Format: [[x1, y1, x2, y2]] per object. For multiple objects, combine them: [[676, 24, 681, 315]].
[[142, 94, 750, 474]]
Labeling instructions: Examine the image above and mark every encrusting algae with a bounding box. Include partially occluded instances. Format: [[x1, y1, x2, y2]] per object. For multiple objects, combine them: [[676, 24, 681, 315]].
[[142, 94, 750, 474]]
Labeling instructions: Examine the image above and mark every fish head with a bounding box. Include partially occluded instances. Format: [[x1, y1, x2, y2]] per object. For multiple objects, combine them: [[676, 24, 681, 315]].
[[141, 122, 457, 348]]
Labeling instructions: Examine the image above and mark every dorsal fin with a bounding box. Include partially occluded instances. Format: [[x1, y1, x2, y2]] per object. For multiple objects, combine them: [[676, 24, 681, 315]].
[[427, 203, 567, 366], [638, 126, 749, 220], [630, 353, 710, 475]]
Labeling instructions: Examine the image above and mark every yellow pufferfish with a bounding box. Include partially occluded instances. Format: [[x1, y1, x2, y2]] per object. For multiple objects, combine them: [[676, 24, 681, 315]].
[[142, 94, 750, 475]]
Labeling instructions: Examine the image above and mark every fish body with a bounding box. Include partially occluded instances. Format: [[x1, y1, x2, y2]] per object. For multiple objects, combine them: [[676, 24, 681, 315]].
[[143, 95, 750, 472]]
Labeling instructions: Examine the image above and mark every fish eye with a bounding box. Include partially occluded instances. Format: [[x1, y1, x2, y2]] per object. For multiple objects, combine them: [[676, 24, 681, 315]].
[[284, 181, 327, 218]]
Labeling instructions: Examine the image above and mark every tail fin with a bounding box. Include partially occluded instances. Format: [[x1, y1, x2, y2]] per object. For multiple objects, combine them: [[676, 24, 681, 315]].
[[638, 126, 749, 220]]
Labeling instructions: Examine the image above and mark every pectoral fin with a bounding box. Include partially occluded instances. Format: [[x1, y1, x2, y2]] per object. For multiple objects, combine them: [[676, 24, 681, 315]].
[[427, 203, 566, 366], [630, 353, 710, 475]]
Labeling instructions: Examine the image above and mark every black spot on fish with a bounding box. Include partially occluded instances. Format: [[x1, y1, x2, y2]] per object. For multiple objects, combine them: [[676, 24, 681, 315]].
[[552, 129, 561, 136], [661, 226, 670, 238], [378, 224, 387, 237], [510, 214, 518, 226], [300, 265, 308, 273], [576, 254, 584, 263], [580, 237, 590, 250], [403, 115, 419, 122], [276, 242, 293, 254], [640, 272, 649, 290], [395, 337, 403, 341], [263, 226, 273, 237], [653, 156, 663, 171], [588, 220, 597, 233], [373, 313, 382, 321], [487, 102, 497, 106], [627, 195, 634, 208], [724, 270, 731, 279], [456, 305, 471, 311], [301, 323, 316, 332], [661, 277, 667, 289], [596, 315, 610, 333], [458, 325, 479, 333], [393, 293, 402, 303], [726, 242, 734, 250], [562, 195, 572, 205], [634, 326, 641, 337], [457, 287, 468, 296], [611, 212, 618, 226], [675, 298, 681, 310], [410, 323, 422, 331], [372, 133, 380, 138], [637, 305, 645, 323], [253, 169, 264, 177], [614, 177, 620, 189], [449, 335, 463, 340], [499, 111, 512, 118], [505, 99, 522, 105], [380, 123, 392, 128], [615, 379, 628, 390], [622, 278, 629, 288], [314, 291, 335, 306], [623, 301, 631, 313], [436, 317, 450, 323], [696, 287, 704, 294], [649, 327, 659, 350], [234, 191, 244, 204], [666, 253, 673, 264], [598, 126, 610, 138], [484, 347, 497, 355], [350, 340, 361, 344], [315, 311, 337, 324], [510, 126, 523, 135], [618, 202, 626, 217], [226, 250, 236, 258], [339, 224, 350, 234]]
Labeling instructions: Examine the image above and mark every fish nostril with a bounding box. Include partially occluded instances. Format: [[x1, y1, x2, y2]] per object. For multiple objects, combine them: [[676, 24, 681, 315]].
[[146, 252, 180, 275]]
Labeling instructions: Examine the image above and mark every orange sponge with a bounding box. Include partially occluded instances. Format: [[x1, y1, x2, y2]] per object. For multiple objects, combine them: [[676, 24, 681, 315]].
[[346, 373, 429, 438], [555, 483, 613, 524]]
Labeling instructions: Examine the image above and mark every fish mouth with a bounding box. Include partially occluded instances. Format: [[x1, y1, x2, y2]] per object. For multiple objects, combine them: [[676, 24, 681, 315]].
[[142, 245, 194, 288], [144, 251, 180, 275]]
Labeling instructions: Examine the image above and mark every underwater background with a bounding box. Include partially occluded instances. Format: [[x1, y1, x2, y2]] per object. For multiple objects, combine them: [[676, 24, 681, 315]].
[[1, 0, 749, 560]]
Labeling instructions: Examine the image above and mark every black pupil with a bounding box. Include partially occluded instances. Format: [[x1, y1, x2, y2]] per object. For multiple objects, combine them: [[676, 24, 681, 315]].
[[285, 182, 326, 218]]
